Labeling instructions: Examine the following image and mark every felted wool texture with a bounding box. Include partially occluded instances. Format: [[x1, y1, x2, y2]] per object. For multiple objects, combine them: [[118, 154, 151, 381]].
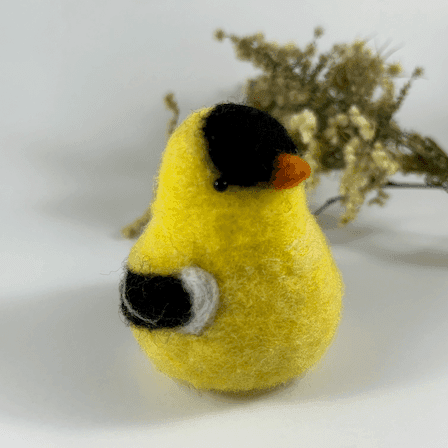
[[128, 106, 344, 392], [177, 265, 220, 336]]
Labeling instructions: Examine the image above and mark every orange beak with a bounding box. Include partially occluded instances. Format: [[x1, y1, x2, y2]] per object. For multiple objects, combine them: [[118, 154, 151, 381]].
[[269, 153, 311, 190]]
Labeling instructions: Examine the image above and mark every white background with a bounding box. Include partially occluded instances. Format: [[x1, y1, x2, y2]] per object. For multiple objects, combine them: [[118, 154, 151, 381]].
[[1, 1, 448, 446]]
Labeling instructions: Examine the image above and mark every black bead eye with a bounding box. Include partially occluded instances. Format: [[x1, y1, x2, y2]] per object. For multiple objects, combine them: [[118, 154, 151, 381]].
[[214, 178, 228, 192]]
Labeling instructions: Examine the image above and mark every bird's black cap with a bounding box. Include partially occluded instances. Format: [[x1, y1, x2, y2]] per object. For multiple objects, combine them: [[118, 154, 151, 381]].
[[202, 103, 301, 191]]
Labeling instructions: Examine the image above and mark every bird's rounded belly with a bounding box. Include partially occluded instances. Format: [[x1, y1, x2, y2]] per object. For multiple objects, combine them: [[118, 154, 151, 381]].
[[132, 245, 343, 392]]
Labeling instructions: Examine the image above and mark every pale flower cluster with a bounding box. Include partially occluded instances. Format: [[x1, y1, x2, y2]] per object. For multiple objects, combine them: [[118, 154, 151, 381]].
[[302, 138, 321, 192], [338, 136, 370, 225], [348, 105, 375, 141], [337, 136, 401, 225], [342, 136, 361, 165], [288, 109, 317, 144], [342, 137, 369, 190], [371, 141, 400, 176], [286, 109, 320, 191]]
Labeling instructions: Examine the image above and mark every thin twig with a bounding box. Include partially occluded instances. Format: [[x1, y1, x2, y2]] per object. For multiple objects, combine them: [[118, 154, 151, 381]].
[[312, 196, 345, 216], [312, 181, 448, 216]]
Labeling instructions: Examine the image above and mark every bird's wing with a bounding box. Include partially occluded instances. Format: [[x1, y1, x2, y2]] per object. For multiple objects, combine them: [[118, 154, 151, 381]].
[[120, 265, 220, 336]]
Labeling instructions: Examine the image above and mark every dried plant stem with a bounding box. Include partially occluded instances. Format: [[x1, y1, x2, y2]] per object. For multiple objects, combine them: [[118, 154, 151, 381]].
[[121, 208, 152, 239], [312, 181, 448, 216]]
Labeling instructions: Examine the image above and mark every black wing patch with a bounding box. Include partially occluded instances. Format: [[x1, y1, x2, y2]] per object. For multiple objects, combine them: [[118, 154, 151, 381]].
[[119, 269, 192, 329]]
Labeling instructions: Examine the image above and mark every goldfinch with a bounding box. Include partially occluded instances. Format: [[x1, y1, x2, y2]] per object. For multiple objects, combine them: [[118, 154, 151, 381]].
[[120, 103, 344, 392]]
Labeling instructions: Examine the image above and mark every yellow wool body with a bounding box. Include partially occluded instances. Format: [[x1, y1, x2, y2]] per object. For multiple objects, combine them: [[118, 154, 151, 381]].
[[128, 106, 344, 392]]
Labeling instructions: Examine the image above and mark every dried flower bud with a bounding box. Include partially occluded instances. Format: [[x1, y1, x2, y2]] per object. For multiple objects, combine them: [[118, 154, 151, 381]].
[[372, 142, 400, 175], [276, 95, 285, 106], [314, 26, 324, 38], [349, 105, 360, 116], [288, 90, 301, 103], [214, 29, 225, 41], [324, 127, 337, 140], [285, 41, 298, 52], [336, 114, 349, 127], [343, 137, 361, 164], [387, 62, 403, 76], [288, 109, 317, 144], [413, 67, 424, 78], [349, 106, 375, 141]]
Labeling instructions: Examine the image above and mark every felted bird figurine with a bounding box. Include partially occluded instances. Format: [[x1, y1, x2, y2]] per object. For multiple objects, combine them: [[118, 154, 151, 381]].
[[120, 102, 344, 393]]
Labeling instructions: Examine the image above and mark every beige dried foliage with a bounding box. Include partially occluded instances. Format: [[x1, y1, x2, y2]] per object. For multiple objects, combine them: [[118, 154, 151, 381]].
[[214, 27, 448, 227], [122, 28, 448, 238]]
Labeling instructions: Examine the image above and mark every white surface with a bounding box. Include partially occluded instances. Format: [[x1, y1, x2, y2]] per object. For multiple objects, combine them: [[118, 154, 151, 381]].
[[1, 0, 448, 446]]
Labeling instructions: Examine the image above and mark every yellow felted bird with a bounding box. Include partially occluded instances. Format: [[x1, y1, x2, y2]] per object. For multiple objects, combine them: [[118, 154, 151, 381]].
[[120, 103, 344, 393]]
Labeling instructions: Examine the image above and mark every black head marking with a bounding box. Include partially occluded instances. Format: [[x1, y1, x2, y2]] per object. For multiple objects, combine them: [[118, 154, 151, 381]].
[[203, 103, 300, 191]]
